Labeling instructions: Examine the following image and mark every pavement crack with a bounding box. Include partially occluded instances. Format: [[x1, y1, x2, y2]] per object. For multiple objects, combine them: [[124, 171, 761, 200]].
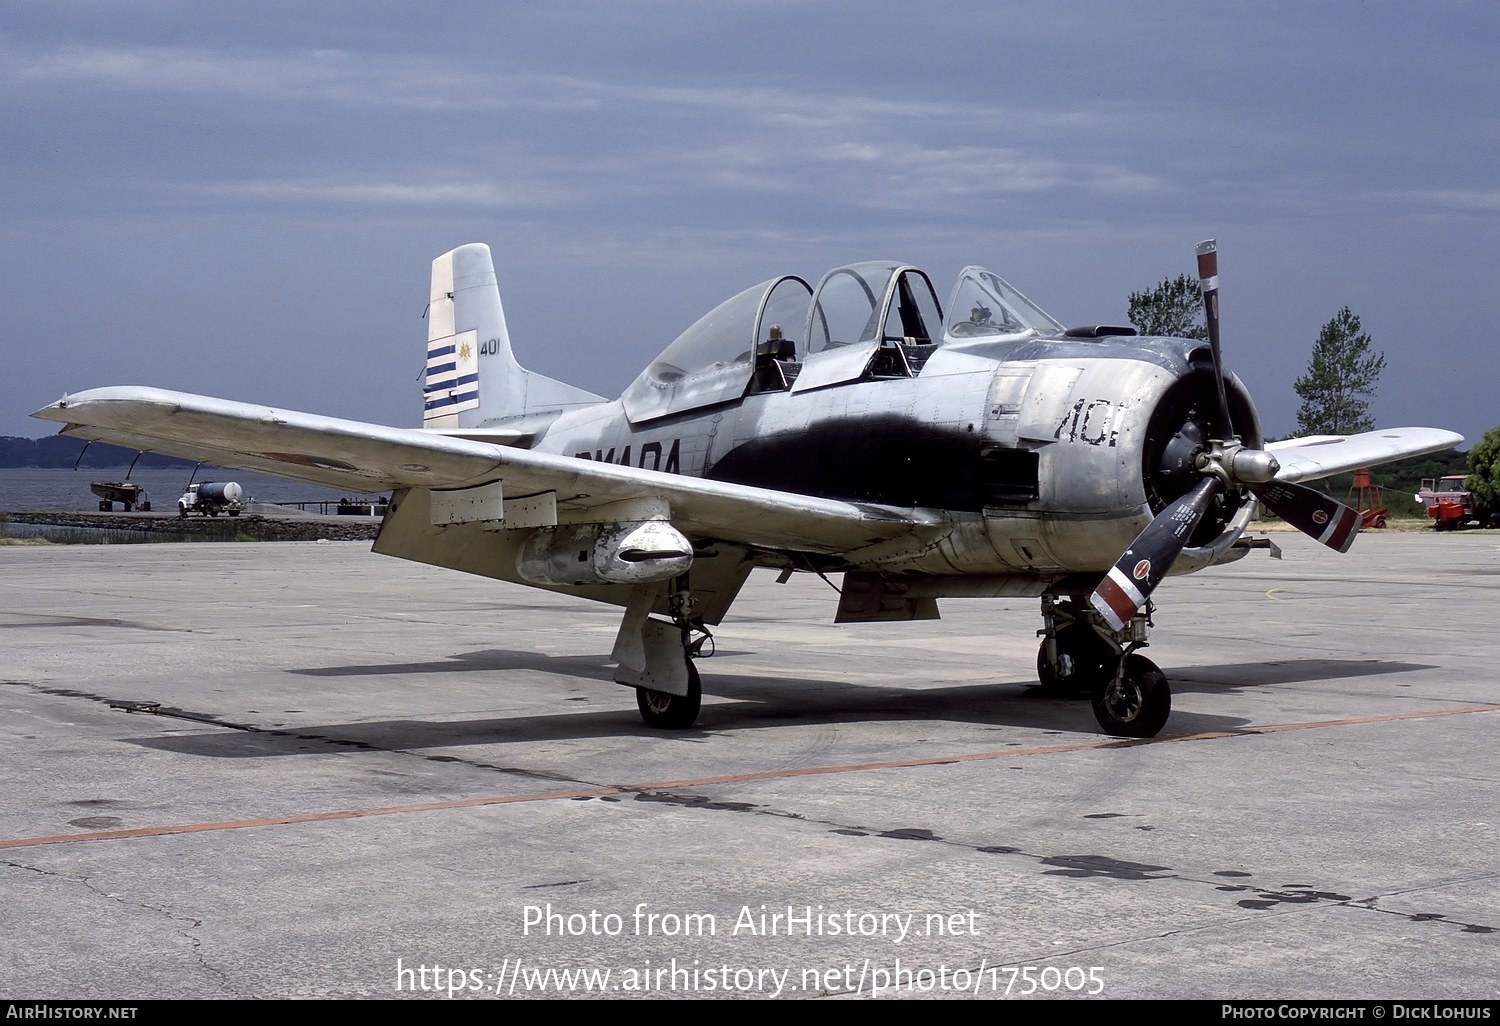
[[4, 858, 65, 878], [5, 856, 241, 993], [1350, 895, 1496, 935]]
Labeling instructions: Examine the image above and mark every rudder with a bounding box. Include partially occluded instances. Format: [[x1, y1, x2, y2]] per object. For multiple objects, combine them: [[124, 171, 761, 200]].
[[423, 244, 601, 429]]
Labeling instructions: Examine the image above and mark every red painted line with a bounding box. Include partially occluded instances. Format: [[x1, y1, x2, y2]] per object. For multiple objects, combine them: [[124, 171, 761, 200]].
[[0, 785, 631, 850], [1173, 703, 1500, 737], [4, 703, 1496, 852]]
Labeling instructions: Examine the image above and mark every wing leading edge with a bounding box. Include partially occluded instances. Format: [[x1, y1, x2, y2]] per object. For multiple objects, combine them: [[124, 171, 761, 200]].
[[32, 386, 948, 556]]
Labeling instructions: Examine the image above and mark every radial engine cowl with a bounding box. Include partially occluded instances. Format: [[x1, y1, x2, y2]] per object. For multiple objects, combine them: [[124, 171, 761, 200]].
[[517, 520, 694, 587]]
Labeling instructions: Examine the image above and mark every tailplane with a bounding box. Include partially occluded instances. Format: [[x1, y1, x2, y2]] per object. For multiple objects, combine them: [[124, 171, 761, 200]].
[[423, 243, 603, 433]]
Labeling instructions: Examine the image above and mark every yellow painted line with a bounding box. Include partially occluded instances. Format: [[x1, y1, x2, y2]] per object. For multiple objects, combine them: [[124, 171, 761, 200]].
[[4, 702, 1497, 852]]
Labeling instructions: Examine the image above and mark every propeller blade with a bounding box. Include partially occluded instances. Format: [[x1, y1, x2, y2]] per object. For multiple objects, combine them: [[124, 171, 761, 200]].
[[1196, 239, 1235, 438], [1091, 477, 1225, 631], [1251, 480, 1361, 553]]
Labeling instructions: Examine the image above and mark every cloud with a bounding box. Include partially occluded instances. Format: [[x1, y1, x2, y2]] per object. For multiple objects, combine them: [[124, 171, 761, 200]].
[[191, 178, 570, 208], [1, 36, 1105, 132], [4, 40, 532, 111], [1412, 189, 1500, 213], [630, 139, 1170, 212]]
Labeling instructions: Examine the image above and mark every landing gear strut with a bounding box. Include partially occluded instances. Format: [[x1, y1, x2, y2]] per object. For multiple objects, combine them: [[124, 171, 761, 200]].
[[1037, 594, 1171, 738]]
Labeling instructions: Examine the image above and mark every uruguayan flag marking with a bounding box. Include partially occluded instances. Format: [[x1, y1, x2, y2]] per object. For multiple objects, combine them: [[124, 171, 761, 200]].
[[424, 329, 480, 421]]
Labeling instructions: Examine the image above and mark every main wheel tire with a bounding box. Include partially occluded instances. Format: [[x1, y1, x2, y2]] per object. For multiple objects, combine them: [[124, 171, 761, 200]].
[[636, 660, 702, 730], [1036, 624, 1114, 695], [1092, 654, 1171, 739]]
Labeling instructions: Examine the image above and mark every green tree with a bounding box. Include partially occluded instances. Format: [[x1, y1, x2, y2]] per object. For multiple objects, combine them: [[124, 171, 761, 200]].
[[1293, 307, 1386, 435], [1467, 426, 1500, 518], [1127, 274, 1207, 340]]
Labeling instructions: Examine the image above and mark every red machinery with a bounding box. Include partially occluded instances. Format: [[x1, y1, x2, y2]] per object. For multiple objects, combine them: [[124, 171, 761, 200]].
[[1345, 468, 1389, 529], [1415, 476, 1475, 531]]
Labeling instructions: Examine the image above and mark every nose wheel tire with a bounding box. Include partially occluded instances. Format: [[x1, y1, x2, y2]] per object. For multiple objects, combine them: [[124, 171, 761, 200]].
[[1036, 625, 1114, 695], [1091, 654, 1171, 738], [636, 660, 702, 730]]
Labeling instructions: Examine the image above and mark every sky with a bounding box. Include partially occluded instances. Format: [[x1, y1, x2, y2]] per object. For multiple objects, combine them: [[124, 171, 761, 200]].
[[3, 0, 1496, 453]]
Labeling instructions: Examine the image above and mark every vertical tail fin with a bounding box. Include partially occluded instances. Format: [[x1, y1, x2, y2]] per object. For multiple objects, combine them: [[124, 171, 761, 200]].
[[423, 243, 602, 430]]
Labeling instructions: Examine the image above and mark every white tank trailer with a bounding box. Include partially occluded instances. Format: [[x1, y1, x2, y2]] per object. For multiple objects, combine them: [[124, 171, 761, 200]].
[[178, 481, 243, 518]]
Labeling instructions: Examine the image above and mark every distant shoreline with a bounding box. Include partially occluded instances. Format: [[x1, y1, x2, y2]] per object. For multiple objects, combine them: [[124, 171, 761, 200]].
[[0, 435, 197, 470]]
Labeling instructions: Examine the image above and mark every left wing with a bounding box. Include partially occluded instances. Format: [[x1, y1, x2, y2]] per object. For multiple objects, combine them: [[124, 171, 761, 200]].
[[32, 386, 948, 556], [1268, 427, 1463, 483]]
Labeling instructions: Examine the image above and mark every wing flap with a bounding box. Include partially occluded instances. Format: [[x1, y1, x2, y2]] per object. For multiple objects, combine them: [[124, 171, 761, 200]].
[[33, 386, 947, 555]]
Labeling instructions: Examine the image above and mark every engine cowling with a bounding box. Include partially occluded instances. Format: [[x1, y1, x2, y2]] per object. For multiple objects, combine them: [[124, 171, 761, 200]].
[[516, 520, 694, 586]]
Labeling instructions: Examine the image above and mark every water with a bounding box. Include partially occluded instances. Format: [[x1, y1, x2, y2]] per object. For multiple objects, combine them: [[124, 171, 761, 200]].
[[0, 466, 383, 513]]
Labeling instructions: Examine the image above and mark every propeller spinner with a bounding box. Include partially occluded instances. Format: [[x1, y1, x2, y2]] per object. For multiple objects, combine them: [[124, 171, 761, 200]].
[[1089, 240, 1363, 631]]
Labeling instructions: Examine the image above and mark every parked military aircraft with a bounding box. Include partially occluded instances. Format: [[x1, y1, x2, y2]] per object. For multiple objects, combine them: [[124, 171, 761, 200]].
[[33, 241, 1461, 738]]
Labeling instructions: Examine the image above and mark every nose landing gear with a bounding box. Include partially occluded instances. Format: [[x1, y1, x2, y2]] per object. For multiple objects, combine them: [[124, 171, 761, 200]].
[[1037, 595, 1171, 738], [1091, 653, 1171, 739]]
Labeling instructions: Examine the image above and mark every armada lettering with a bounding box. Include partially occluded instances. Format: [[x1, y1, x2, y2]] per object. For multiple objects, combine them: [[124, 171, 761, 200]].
[[573, 441, 679, 473], [639, 439, 681, 474]]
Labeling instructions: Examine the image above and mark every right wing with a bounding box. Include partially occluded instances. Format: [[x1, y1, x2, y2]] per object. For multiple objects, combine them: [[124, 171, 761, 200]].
[[1268, 427, 1464, 484], [32, 386, 950, 557]]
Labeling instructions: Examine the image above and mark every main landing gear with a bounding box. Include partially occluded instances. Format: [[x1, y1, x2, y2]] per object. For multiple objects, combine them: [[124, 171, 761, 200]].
[[1036, 595, 1171, 739], [629, 574, 713, 731], [636, 659, 702, 730]]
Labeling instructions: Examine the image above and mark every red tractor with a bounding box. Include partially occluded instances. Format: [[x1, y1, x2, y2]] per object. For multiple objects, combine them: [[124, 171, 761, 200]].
[[1415, 476, 1476, 531]]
